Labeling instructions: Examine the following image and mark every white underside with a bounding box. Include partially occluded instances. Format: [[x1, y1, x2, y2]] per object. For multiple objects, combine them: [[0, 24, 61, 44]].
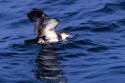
[[38, 32, 70, 44], [37, 18, 70, 44]]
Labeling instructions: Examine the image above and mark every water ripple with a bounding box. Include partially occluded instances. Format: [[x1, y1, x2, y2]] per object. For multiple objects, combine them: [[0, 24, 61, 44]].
[[1, 0, 125, 83]]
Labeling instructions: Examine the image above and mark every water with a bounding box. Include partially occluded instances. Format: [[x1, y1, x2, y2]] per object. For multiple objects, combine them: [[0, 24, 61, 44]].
[[0, 0, 125, 83]]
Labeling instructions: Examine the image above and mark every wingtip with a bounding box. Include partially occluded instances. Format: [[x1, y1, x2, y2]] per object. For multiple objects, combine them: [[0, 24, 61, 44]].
[[27, 8, 47, 22], [54, 18, 61, 24]]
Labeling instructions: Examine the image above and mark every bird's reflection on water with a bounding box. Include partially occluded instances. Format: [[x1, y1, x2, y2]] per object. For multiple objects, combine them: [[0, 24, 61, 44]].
[[35, 44, 67, 83]]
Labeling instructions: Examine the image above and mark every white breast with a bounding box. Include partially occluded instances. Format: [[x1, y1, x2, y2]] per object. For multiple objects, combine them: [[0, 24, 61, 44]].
[[42, 19, 59, 43]]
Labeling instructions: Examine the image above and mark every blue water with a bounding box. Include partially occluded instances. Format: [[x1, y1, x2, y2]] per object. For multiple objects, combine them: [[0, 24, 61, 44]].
[[0, 0, 125, 83]]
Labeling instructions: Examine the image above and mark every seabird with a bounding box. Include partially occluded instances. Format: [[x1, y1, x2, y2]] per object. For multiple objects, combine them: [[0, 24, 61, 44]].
[[27, 8, 70, 44]]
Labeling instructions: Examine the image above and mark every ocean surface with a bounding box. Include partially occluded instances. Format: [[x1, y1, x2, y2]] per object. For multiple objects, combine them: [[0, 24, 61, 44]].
[[0, 0, 125, 83]]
